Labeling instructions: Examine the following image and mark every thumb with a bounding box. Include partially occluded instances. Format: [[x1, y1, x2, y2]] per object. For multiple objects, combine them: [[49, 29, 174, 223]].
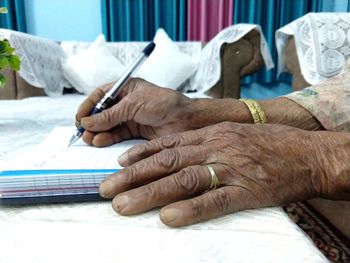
[[80, 98, 135, 132]]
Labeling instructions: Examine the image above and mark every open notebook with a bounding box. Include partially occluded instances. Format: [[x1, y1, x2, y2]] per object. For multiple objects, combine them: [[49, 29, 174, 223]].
[[0, 127, 144, 204]]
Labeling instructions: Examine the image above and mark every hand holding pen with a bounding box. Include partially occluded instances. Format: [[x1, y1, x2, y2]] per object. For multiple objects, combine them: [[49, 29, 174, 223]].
[[69, 42, 156, 146]]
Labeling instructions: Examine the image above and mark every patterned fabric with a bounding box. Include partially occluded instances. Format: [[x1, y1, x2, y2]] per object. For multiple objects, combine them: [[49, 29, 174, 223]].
[[285, 202, 350, 263], [190, 24, 274, 93], [0, 28, 69, 96], [277, 13, 350, 85], [285, 59, 350, 132]]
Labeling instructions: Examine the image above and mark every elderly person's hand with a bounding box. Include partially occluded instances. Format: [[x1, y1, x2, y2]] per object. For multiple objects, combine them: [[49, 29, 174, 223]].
[[99, 122, 350, 227], [76, 79, 323, 147]]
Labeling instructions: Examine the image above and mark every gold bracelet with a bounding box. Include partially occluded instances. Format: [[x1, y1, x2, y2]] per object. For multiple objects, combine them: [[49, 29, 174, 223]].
[[239, 99, 267, 124]]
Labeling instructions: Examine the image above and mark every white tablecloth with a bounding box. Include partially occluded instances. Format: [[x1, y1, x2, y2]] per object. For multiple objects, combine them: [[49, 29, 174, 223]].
[[0, 95, 328, 263]]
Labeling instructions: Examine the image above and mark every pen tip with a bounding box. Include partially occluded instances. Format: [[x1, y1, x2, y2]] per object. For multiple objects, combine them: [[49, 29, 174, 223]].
[[68, 134, 80, 147]]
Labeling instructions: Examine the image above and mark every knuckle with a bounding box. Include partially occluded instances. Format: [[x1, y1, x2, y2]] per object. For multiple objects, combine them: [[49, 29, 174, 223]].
[[98, 109, 114, 127], [125, 144, 152, 163], [130, 143, 149, 158], [205, 122, 240, 141], [123, 167, 138, 186], [131, 77, 144, 84], [122, 94, 133, 104], [143, 183, 159, 202], [160, 135, 179, 148], [105, 110, 115, 125], [153, 149, 180, 170], [90, 87, 105, 102], [75, 113, 80, 122], [128, 78, 145, 92], [211, 189, 231, 212], [217, 121, 235, 132], [173, 167, 200, 193], [120, 96, 138, 116], [189, 199, 203, 219], [101, 81, 115, 91], [77, 102, 91, 119]]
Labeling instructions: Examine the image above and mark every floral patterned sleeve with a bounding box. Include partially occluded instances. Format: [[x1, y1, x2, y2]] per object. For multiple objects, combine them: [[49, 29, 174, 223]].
[[284, 62, 350, 132]]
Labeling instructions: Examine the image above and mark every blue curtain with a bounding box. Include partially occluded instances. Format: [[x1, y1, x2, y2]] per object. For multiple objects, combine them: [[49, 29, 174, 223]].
[[101, 0, 187, 41], [0, 0, 26, 32], [233, 0, 325, 84]]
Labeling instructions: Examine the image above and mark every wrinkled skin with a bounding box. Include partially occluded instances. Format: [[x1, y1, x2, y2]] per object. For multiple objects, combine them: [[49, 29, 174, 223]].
[[75, 79, 350, 227], [76, 79, 195, 147], [98, 122, 350, 227], [76, 79, 323, 148]]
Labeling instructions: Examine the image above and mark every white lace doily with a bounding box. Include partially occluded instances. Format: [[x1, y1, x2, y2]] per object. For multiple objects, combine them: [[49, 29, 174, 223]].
[[0, 29, 69, 96], [276, 13, 350, 85], [190, 24, 274, 93]]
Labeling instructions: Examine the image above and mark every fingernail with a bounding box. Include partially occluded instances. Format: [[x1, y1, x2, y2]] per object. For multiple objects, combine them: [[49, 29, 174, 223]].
[[113, 195, 129, 212], [81, 118, 93, 128], [99, 180, 116, 198], [160, 208, 181, 223], [118, 153, 128, 166]]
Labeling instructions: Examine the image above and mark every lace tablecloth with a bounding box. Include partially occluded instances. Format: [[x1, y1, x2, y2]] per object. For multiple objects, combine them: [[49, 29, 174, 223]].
[[0, 29, 69, 96], [192, 24, 274, 93], [0, 95, 327, 263], [276, 13, 350, 85]]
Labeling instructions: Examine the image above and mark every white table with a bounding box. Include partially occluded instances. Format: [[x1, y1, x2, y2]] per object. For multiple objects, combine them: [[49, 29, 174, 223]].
[[0, 95, 328, 263]]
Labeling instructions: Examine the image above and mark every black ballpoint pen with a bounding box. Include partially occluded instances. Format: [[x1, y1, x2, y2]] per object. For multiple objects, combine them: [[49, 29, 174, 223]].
[[68, 41, 156, 146]]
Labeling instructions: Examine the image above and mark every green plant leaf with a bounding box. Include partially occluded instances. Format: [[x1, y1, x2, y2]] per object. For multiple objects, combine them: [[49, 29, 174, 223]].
[[0, 40, 10, 54], [8, 55, 20, 71], [0, 39, 21, 87], [0, 40, 15, 55], [0, 73, 7, 87], [5, 46, 15, 54], [0, 56, 9, 68]]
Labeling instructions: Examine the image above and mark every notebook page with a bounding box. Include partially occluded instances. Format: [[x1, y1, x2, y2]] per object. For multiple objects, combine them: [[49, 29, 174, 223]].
[[2, 127, 145, 171]]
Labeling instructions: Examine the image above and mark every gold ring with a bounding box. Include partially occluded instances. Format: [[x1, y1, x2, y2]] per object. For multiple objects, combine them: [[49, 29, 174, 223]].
[[206, 165, 220, 191]]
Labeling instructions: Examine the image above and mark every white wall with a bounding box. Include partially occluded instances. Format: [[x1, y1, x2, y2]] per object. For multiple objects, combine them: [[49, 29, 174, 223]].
[[24, 0, 102, 41]]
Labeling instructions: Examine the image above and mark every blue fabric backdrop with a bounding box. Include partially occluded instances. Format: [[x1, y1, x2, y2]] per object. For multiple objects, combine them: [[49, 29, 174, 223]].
[[0, 0, 26, 32], [101, 0, 187, 41]]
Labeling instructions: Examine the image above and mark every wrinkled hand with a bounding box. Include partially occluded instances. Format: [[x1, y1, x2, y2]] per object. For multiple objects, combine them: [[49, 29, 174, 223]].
[[75, 79, 195, 146], [99, 122, 350, 227], [75, 78, 254, 147]]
